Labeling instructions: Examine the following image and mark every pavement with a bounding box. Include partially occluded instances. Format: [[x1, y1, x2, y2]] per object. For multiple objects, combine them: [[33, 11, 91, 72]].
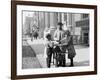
[[26, 39, 89, 68], [22, 40, 42, 69]]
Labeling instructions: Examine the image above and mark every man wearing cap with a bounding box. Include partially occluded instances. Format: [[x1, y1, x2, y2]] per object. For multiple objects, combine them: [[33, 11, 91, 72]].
[[53, 22, 65, 67], [54, 22, 65, 42]]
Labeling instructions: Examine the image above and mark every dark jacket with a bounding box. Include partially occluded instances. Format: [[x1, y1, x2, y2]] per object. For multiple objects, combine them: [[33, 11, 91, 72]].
[[60, 36, 76, 59], [67, 36, 76, 59]]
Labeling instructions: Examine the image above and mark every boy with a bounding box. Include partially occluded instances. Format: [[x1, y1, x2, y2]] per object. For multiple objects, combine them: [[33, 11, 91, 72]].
[[45, 34, 54, 68]]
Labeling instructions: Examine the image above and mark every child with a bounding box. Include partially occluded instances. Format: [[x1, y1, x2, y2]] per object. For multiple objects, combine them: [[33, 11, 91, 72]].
[[45, 34, 54, 68]]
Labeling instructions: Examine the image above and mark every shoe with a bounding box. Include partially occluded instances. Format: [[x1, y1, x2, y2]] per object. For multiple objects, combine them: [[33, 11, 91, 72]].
[[69, 64, 74, 67], [62, 65, 66, 67]]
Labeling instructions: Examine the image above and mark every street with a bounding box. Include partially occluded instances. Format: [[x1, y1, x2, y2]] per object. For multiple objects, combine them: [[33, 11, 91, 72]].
[[22, 40, 42, 69], [22, 39, 89, 69]]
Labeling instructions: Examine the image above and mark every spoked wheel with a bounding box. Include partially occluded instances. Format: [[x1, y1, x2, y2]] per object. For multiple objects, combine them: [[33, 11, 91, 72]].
[[54, 52, 66, 67], [53, 46, 61, 67], [55, 52, 60, 67]]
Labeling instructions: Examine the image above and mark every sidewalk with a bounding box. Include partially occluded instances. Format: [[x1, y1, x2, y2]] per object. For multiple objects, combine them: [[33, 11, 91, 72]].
[[22, 40, 42, 69], [27, 39, 89, 68]]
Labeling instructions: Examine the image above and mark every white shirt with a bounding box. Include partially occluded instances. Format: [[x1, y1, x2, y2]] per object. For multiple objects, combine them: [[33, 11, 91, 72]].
[[54, 29, 64, 41]]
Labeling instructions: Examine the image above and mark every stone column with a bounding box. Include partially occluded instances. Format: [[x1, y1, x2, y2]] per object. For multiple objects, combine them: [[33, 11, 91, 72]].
[[61, 13, 65, 23], [66, 13, 69, 26], [49, 12, 57, 39], [58, 13, 62, 22], [50, 12, 56, 29], [66, 13, 72, 31], [38, 12, 45, 38], [71, 14, 75, 35], [44, 12, 50, 28]]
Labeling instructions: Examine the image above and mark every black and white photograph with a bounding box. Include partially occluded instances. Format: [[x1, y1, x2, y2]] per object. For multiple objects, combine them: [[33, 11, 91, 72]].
[[22, 11, 90, 69], [17, 4, 95, 74], [11, 1, 97, 79]]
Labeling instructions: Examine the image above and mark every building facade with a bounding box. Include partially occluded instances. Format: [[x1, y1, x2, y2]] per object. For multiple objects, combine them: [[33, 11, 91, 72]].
[[75, 14, 89, 45], [23, 11, 89, 45]]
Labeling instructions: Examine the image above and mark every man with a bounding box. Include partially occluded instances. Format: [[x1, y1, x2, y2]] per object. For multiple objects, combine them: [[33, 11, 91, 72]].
[[53, 22, 65, 67], [54, 22, 64, 42]]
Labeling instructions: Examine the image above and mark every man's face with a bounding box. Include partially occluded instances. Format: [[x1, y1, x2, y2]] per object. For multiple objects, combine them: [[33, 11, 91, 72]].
[[57, 25, 62, 30]]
